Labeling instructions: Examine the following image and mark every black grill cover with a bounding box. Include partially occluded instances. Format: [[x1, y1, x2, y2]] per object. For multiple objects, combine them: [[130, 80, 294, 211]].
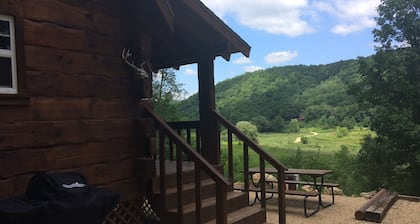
[[0, 172, 120, 224]]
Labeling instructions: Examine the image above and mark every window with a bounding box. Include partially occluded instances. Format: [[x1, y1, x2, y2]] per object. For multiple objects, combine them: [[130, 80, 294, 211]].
[[0, 14, 17, 94]]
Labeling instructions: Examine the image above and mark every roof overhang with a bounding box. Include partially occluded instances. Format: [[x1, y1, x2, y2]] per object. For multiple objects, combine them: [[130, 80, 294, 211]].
[[136, 0, 251, 70]]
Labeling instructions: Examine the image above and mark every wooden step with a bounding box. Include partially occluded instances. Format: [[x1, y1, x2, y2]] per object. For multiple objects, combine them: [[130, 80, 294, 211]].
[[153, 178, 217, 211], [166, 191, 250, 223], [204, 206, 266, 224], [153, 161, 224, 188]]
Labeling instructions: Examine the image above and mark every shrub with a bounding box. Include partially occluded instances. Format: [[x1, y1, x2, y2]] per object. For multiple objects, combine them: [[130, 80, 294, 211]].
[[336, 127, 349, 138], [301, 136, 309, 144], [236, 121, 258, 143]]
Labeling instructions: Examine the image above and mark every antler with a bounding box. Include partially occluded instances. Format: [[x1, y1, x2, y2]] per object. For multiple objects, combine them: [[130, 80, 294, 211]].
[[121, 48, 149, 78]]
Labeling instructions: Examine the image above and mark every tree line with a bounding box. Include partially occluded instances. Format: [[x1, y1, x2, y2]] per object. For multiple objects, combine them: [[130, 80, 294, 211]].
[[179, 59, 366, 132]]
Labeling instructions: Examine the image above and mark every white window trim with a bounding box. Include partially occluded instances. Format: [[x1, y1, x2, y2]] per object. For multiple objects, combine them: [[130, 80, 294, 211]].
[[0, 14, 18, 94]]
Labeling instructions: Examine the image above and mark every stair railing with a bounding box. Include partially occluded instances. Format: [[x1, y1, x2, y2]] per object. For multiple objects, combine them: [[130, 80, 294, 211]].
[[144, 106, 230, 224], [213, 110, 288, 224], [167, 121, 201, 158]]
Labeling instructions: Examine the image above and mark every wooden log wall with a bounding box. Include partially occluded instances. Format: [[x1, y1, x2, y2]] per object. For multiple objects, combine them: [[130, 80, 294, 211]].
[[0, 0, 152, 200]]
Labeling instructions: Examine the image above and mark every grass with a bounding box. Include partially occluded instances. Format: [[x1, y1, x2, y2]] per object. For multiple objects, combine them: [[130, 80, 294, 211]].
[[257, 127, 374, 157], [220, 127, 375, 194]]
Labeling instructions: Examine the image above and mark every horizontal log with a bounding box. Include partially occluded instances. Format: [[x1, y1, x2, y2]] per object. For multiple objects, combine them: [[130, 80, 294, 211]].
[[90, 1, 131, 36], [25, 46, 126, 78], [398, 194, 420, 202], [26, 71, 133, 98], [0, 139, 137, 179], [22, 0, 92, 30], [98, 178, 143, 201], [0, 119, 135, 151], [82, 159, 136, 186], [365, 191, 398, 223], [0, 106, 32, 123], [24, 19, 126, 56], [31, 97, 134, 121], [355, 188, 387, 220], [0, 0, 17, 14], [0, 175, 32, 199]]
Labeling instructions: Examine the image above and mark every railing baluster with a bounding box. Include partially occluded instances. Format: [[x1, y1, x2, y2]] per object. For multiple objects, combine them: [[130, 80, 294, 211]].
[[260, 156, 266, 209], [216, 182, 228, 224], [176, 144, 183, 224], [195, 163, 202, 224], [196, 128, 201, 154], [228, 129, 234, 182], [243, 143, 249, 202], [278, 169, 286, 224], [169, 139, 174, 161], [186, 128, 191, 145], [158, 129, 166, 221]]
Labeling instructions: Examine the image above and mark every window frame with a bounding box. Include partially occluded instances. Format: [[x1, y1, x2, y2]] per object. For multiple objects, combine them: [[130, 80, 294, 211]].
[[0, 14, 18, 94], [0, 3, 29, 106]]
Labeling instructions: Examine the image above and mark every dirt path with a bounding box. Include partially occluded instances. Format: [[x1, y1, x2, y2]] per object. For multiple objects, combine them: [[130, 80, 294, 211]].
[[264, 195, 420, 224], [294, 131, 319, 143]]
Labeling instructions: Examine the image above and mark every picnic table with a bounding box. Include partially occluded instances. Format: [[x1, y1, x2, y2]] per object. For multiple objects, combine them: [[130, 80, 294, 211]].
[[237, 167, 339, 217]]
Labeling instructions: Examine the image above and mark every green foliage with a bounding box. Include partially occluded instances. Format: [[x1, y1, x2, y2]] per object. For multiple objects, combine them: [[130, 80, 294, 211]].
[[178, 60, 367, 128], [272, 116, 288, 132], [353, 0, 420, 196], [287, 119, 300, 133], [236, 121, 259, 143], [251, 115, 272, 132], [373, 0, 420, 49], [331, 145, 362, 195], [152, 68, 185, 121], [336, 127, 349, 138], [220, 128, 373, 194], [301, 136, 309, 144]]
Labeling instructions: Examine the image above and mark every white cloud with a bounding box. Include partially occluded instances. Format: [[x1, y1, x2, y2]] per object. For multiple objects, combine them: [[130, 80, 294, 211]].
[[184, 68, 197, 76], [202, 0, 313, 37], [313, 0, 380, 35], [201, 0, 380, 36], [233, 56, 252, 64], [245, 65, 263, 72], [265, 51, 298, 64]]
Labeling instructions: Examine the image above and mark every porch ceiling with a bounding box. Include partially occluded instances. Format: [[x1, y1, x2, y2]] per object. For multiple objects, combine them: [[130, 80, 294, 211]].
[[137, 0, 251, 70]]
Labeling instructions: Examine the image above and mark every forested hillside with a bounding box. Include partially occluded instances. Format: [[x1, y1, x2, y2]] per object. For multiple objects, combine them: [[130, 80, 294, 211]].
[[178, 59, 367, 131]]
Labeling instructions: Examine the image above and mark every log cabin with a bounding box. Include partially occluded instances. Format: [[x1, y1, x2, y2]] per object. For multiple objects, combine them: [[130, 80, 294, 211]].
[[0, 0, 288, 223]]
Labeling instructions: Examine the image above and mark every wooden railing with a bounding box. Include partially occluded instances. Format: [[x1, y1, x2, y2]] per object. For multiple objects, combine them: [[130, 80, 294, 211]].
[[167, 121, 201, 158], [213, 110, 288, 224], [166, 111, 288, 223], [144, 107, 230, 224]]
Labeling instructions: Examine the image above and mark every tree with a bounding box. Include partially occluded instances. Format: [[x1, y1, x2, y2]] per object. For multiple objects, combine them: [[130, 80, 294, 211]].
[[236, 121, 258, 143], [354, 0, 420, 195], [251, 115, 272, 132], [152, 68, 186, 121]]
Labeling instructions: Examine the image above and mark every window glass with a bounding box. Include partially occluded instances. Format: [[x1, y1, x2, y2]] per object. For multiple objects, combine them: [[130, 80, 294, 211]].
[[0, 57, 12, 87], [0, 20, 11, 50], [0, 14, 17, 94]]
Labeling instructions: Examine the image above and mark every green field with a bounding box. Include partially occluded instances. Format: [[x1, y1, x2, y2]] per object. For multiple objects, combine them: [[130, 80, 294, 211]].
[[220, 127, 375, 194], [258, 127, 373, 157]]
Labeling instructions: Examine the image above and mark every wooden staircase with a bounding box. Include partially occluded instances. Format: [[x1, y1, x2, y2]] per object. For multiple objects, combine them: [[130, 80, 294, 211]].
[[152, 161, 266, 224]]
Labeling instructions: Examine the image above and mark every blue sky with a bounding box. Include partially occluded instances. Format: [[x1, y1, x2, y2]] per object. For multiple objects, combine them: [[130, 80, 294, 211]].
[[176, 0, 381, 97]]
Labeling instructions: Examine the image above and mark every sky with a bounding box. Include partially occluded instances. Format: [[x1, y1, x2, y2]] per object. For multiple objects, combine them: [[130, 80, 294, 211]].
[[175, 0, 381, 97]]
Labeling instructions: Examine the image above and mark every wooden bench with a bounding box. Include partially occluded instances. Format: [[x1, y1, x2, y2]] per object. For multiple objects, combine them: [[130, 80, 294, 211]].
[[284, 180, 340, 207], [234, 185, 320, 217]]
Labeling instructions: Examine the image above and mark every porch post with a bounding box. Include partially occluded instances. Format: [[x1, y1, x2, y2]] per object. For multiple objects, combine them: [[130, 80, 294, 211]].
[[198, 57, 220, 164]]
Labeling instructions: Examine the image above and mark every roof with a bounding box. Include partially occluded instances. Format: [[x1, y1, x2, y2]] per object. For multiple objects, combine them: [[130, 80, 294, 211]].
[[137, 0, 251, 69]]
